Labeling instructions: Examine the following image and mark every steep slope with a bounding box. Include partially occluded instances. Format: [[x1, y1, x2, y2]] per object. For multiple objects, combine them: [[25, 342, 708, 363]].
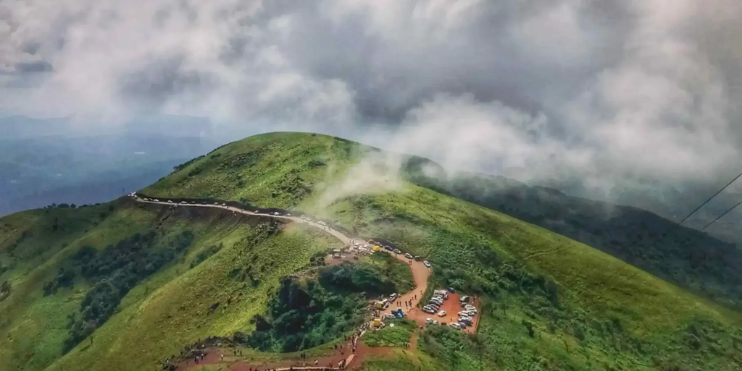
[[0, 200, 341, 371], [402, 165, 742, 310], [1, 132, 740, 371]]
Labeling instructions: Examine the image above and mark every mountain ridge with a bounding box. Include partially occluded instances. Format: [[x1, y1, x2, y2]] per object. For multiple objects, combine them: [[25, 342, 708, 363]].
[[1, 132, 740, 371]]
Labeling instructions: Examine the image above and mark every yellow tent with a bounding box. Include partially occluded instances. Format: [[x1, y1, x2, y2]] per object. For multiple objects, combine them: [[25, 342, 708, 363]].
[[372, 246, 381, 252]]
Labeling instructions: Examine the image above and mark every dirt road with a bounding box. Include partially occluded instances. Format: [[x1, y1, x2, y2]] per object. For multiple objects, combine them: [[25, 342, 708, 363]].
[[381, 255, 430, 327], [133, 197, 350, 244], [132, 195, 431, 369]]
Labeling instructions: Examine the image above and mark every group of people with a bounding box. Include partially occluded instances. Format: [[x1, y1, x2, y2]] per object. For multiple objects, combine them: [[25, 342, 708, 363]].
[[396, 299, 414, 308]]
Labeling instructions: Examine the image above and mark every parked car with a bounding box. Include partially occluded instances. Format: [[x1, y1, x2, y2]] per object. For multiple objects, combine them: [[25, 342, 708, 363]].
[[447, 287, 456, 293], [460, 295, 470, 303], [437, 310, 447, 317], [414, 255, 421, 261], [423, 260, 431, 268], [394, 249, 402, 254], [430, 298, 443, 305], [404, 253, 413, 259], [273, 212, 280, 216], [389, 293, 398, 301], [423, 308, 436, 314], [449, 323, 462, 330]]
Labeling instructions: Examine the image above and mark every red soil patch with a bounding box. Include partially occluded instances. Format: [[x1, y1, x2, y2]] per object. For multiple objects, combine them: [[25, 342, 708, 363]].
[[177, 335, 394, 371], [427, 293, 481, 334], [380, 254, 430, 325]]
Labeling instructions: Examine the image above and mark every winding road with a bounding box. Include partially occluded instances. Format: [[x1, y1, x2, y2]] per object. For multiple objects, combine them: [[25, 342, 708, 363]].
[[130, 194, 432, 370]]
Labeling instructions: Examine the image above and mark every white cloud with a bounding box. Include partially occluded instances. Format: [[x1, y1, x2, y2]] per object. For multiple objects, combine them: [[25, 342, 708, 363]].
[[0, 0, 740, 201]]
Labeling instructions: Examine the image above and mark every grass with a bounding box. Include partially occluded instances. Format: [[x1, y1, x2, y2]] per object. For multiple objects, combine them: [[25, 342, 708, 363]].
[[360, 252, 415, 294], [2, 132, 741, 371], [1, 200, 341, 371], [363, 319, 416, 347]]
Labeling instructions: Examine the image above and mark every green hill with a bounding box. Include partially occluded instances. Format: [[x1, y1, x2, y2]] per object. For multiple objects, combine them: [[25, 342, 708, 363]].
[[1, 132, 740, 371], [401, 164, 742, 311]]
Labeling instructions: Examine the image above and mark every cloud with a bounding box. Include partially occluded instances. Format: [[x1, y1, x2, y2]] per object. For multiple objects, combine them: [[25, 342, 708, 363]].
[[1, 0, 741, 208]]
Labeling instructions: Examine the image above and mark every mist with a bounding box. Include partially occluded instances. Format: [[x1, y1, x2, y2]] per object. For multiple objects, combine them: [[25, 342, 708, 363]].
[[2, 0, 742, 217]]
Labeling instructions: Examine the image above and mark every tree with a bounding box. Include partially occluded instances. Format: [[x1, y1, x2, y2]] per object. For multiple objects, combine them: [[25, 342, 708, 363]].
[[522, 320, 535, 337]]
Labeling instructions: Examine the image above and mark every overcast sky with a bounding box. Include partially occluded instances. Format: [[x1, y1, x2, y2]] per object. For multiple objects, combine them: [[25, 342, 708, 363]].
[[2, 0, 741, 200]]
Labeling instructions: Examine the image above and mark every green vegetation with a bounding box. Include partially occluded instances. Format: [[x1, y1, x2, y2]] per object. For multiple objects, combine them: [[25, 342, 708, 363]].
[[242, 274, 367, 352], [58, 230, 195, 351], [190, 243, 223, 268], [1, 132, 741, 371], [320, 259, 411, 296], [404, 160, 742, 310], [0, 196, 341, 371], [359, 252, 415, 294], [363, 319, 416, 347]]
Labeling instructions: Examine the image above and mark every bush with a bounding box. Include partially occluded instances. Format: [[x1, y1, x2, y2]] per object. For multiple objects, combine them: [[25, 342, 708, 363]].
[[364, 319, 415, 347], [190, 244, 222, 268], [320, 263, 397, 295], [243, 276, 367, 352], [60, 230, 195, 352]]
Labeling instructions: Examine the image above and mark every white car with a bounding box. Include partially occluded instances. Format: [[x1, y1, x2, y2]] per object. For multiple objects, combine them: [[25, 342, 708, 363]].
[[437, 310, 446, 317], [167, 200, 173, 203], [423, 260, 431, 268], [273, 212, 280, 216]]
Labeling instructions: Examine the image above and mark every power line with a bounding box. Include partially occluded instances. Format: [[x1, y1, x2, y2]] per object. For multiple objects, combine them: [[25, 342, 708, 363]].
[[591, 169, 742, 290], [658, 171, 742, 239], [700, 198, 742, 231]]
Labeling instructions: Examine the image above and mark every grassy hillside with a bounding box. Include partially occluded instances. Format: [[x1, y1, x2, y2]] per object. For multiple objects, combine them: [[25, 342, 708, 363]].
[[1, 132, 741, 371], [402, 166, 742, 311], [0, 199, 341, 371]]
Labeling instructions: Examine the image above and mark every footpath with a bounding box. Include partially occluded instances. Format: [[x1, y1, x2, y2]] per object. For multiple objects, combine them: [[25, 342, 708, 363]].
[[131, 195, 430, 370]]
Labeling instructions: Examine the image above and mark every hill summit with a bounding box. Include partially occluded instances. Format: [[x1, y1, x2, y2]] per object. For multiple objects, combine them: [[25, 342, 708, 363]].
[[1, 132, 740, 371]]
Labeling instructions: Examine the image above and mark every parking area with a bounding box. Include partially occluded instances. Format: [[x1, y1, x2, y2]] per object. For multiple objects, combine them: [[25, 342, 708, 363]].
[[420, 290, 481, 334]]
